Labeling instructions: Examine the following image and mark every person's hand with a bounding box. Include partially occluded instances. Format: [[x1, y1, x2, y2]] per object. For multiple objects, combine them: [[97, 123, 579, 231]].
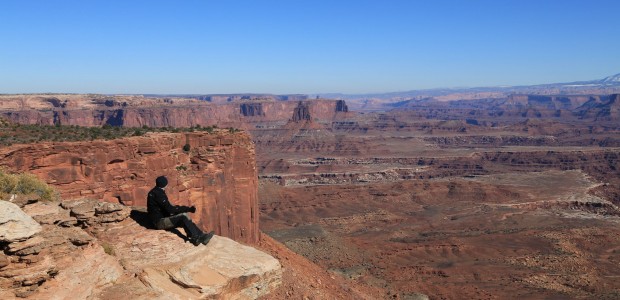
[[189, 206, 196, 213]]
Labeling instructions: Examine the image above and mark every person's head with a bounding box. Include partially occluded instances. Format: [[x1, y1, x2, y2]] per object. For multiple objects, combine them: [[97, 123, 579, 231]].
[[155, 176, 168, 189]]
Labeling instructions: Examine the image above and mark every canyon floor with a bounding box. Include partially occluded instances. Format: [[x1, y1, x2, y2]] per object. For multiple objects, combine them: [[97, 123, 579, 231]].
[[256, 116, 620, 299], [2, 94, 620, 299]]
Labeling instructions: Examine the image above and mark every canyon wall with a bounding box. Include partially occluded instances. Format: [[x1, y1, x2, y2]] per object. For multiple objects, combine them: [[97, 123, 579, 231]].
[[0, 99, 349, 128], [0, 131, 259, 243]]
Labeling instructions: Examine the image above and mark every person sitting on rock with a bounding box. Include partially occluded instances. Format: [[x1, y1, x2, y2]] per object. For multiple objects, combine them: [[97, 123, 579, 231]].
[[147, 176, 214, 246]]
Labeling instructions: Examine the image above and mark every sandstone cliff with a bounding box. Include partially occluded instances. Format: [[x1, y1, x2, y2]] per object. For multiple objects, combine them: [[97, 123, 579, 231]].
[[0, 95, 349, 128], [0, 199, 281, 299], [576, 93, 620, 121], [0, 131, 259, 244], [291, 102, 312, 122]]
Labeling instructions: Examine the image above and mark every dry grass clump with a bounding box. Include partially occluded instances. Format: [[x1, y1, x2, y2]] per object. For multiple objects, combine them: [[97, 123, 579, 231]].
[[0, 169, 59, 202], [102, 242, 116, 256]]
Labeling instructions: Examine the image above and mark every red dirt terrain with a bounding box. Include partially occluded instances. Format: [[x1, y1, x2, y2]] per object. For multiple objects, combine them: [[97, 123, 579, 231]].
[[252, 94, 620, 299], [260, 171, 620, 299]]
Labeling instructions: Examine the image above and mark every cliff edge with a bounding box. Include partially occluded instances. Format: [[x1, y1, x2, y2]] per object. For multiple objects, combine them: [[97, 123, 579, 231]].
[[0, 199, 282, 299], [0, 131, 259, 244]]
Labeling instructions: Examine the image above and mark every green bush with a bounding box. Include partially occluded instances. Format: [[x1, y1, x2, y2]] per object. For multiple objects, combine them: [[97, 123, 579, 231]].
[[0, 170, 59, 201]]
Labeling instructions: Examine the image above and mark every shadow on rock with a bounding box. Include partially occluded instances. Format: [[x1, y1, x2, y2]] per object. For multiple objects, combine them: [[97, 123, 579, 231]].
[[129, 208, 189, 242]]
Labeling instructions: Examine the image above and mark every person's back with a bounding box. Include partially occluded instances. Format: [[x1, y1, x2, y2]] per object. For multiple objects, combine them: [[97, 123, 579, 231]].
[[147, 185, 169, 223]]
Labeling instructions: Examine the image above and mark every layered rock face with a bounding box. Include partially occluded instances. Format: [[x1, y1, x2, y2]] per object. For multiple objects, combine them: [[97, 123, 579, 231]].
[[240, 103, 265, 117], [503, 94, 598, 110], [0, 95, 349, 128], [0, 131, 259, 244], [335, 99, 348, 112], [0, 199, 281, 299], [0, 199, 125, 299], [576, 93, 620, 120], [196, 94, 307, 103], [291, 102, 312, 122]]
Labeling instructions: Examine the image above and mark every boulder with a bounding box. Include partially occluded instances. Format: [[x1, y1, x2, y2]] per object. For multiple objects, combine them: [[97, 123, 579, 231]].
[[7, 193, 40, 208], [141, 236, 282, 299], [6, 236, 45, 255], [94, 202, 131, 223], [0, 253, 9, 269], [62, 198, 97, 222], [22, 202, 68, 225], [0, 200, 42, 242], [97, 219, 282, 299], [61, 199, 130, 225]]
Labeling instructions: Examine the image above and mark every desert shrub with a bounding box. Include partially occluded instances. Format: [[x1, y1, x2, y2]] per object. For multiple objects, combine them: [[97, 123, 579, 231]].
[[133, 129, 144, 136], [0, 172, 18, 196], [182, 143, 191, 152], [0, 123, 227, 146], [0, 170, 59, 201]]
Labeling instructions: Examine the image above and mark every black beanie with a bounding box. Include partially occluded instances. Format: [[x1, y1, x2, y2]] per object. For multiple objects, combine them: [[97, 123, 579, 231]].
[[156, 176, 168, 188]]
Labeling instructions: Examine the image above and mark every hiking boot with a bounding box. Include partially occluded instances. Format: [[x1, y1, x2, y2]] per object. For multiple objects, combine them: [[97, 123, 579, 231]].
[[194, 231, 215, 246]]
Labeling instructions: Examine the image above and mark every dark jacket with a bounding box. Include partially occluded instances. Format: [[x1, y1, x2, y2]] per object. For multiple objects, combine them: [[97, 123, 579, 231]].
[[147, 187, 192, 225]]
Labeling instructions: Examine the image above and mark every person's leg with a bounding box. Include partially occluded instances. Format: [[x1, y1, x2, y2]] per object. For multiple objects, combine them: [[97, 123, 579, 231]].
[[156, 213, 204, 240]]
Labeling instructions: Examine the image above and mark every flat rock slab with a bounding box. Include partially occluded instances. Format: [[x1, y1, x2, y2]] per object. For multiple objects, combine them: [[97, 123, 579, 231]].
[[22, 202, 68, 225], [34, 244, 124, 300], [98, 219, 282, 299], [0, 200, 42, 242]]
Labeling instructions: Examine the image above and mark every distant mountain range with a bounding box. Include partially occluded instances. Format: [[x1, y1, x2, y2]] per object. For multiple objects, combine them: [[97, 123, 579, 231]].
[[595, 73, 620, 84], [315, 73, 620, 111], [317, 73, 620, 99]]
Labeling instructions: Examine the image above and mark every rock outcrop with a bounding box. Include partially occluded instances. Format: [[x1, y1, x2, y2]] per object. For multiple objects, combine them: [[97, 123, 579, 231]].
[[240, 103, 265, 117], [0, 199, 282, 299], [0, 199, 124, 298], [291, 102, 312, 122], [335, 99, 348, 112], [0, 131, 259, 244], [96, 218, 282, 299], [0, 95, 348, 128], [576, 93, 620, 121], [0, 201, 41, 243]]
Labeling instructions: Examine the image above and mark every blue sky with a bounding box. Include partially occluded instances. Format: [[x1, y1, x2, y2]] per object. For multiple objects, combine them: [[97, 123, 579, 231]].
[[1, 0, 619, 94]]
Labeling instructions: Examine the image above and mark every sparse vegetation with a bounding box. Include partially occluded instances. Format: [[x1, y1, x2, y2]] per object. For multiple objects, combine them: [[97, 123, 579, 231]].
[[102, 242, 116, 256], [182, 143, 191, 152], [0, 120, 225, 146], [175, 165, 188, 171], [0, 169, 59, 201], [228, 127, 241, 133]]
